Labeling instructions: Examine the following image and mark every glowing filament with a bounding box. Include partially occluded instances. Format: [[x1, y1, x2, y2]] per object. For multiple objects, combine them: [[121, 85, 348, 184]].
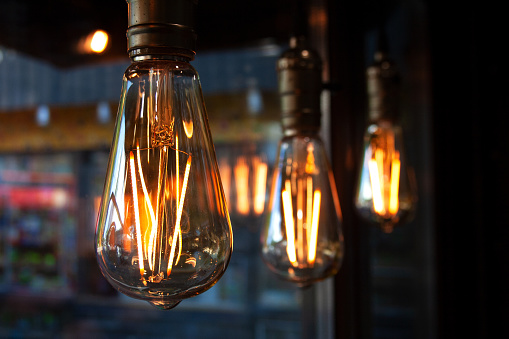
[[367, 145, 402, 217], [253, 159, 268, 215], [135, 147, 158, 271], [389, 154, 400, 214], [282, 180, 297, 265], [308, 190, 321, 265], [129, 152, 145, 276], [369, 159, 384, 214], [167, 156, 192, 276], [306, 177, 313, 240], [234, 157, 250, 215], [176, 136, 179, 207], [174, 136, 182, 266]]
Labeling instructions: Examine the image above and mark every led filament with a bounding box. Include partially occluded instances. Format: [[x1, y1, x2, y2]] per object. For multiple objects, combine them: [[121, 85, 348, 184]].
[[96, 60, 233, 309], [127, 145, 191, 283], [281, 179, 321, 266], [355, 123, 415, 232], [368, 149, 400, 217]]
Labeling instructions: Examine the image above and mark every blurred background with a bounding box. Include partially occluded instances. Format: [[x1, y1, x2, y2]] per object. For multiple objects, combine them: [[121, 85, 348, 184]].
[[0, 0, 506, 338]]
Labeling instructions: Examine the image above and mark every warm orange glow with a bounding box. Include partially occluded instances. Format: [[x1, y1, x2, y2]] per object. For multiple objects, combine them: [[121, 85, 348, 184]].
[[389, 153, 401, 215], [305, 144, 316, 174], [375, 149, 384, 202], [174, 138, 182, 265], [167, 156, 191, 276], [185, 257, 197, 267], [308, 190, 321, 265], [296, 179, 304, 262], [369, 158, 384, 214], [234, 157, 250, 215], [176, 136, 180, 207], [306, 176, 313, 240], [218, 159, 231, 209], [282, 180, 297, 265], [368, 146, 402, 218], [253, 158, 268, 215], [129, 152, 145, 277], [90, 30, 109, 53], [183, 120, 193, 138], [136, 147, 157, 271]]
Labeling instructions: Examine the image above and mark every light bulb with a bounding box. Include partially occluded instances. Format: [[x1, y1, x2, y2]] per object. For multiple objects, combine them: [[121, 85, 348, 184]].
[[95, 0, 232, 310], [354, 40, 416, 233], [261, 37, 343, 288], [355, 121, 414, 232], [90, 30, 109, 53]]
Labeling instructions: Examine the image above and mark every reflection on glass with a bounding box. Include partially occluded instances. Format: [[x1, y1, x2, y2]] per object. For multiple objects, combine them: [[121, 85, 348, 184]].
[[233, 155, 268, 216]]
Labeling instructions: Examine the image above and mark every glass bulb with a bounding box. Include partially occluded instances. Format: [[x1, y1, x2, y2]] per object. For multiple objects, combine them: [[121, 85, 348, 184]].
[[354, 120, 416, 232], [261, 134, 344, 288], [95, 58, 233, 309]]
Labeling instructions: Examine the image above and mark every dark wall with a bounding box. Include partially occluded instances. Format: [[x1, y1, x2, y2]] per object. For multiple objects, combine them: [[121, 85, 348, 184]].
[[428, 1, 509, 338], [328, 0, 509, 338]]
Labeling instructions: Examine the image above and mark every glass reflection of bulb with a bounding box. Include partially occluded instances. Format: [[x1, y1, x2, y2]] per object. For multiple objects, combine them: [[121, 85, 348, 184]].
[[354, 37, 416, 233], [233, 155, 268, 217], [95, 0, 232, 310], [261, 36, 343, 288]]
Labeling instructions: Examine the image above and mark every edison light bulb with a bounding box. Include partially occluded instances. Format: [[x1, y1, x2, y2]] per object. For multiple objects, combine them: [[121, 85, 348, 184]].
[[261, 37, 343, 288], [95, 0, 232, 310], [354, 43, 416, 233]]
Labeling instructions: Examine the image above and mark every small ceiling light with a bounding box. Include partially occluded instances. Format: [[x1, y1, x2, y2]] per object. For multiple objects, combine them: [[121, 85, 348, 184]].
[[79, 30, 109, 54], [90, 30, 109, 53]]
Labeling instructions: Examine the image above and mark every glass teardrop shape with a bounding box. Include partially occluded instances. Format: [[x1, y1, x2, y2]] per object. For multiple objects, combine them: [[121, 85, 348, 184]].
[[261, 135, 344, 287], [150, 300, 181, 310], [354, 121, 416, 232], [95, 59, 233, 307]]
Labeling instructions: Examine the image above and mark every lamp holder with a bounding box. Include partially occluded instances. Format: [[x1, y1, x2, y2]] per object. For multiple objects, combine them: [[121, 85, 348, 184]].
[[277, 36, 323, 137], [366, 44, 400, 123], [126, 0, 197, 60]]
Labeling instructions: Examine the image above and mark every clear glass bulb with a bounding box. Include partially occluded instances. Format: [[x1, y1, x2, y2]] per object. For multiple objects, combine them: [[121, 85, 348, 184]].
[[261, 134, 344, 288], [95, 58, 233, 310], [354, 120, 416, 232]]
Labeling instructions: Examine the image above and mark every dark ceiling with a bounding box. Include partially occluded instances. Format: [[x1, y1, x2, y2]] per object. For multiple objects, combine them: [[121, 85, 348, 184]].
[[0, 0, 295, 68]]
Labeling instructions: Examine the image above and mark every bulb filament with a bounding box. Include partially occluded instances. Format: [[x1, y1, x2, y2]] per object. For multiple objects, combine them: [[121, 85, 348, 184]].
[[128, 133, 192, 283], [282, 178, 321, 267], [368, 149, 401, 217], [168, 155, 192, 276], [129, 152, 145, 278]]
